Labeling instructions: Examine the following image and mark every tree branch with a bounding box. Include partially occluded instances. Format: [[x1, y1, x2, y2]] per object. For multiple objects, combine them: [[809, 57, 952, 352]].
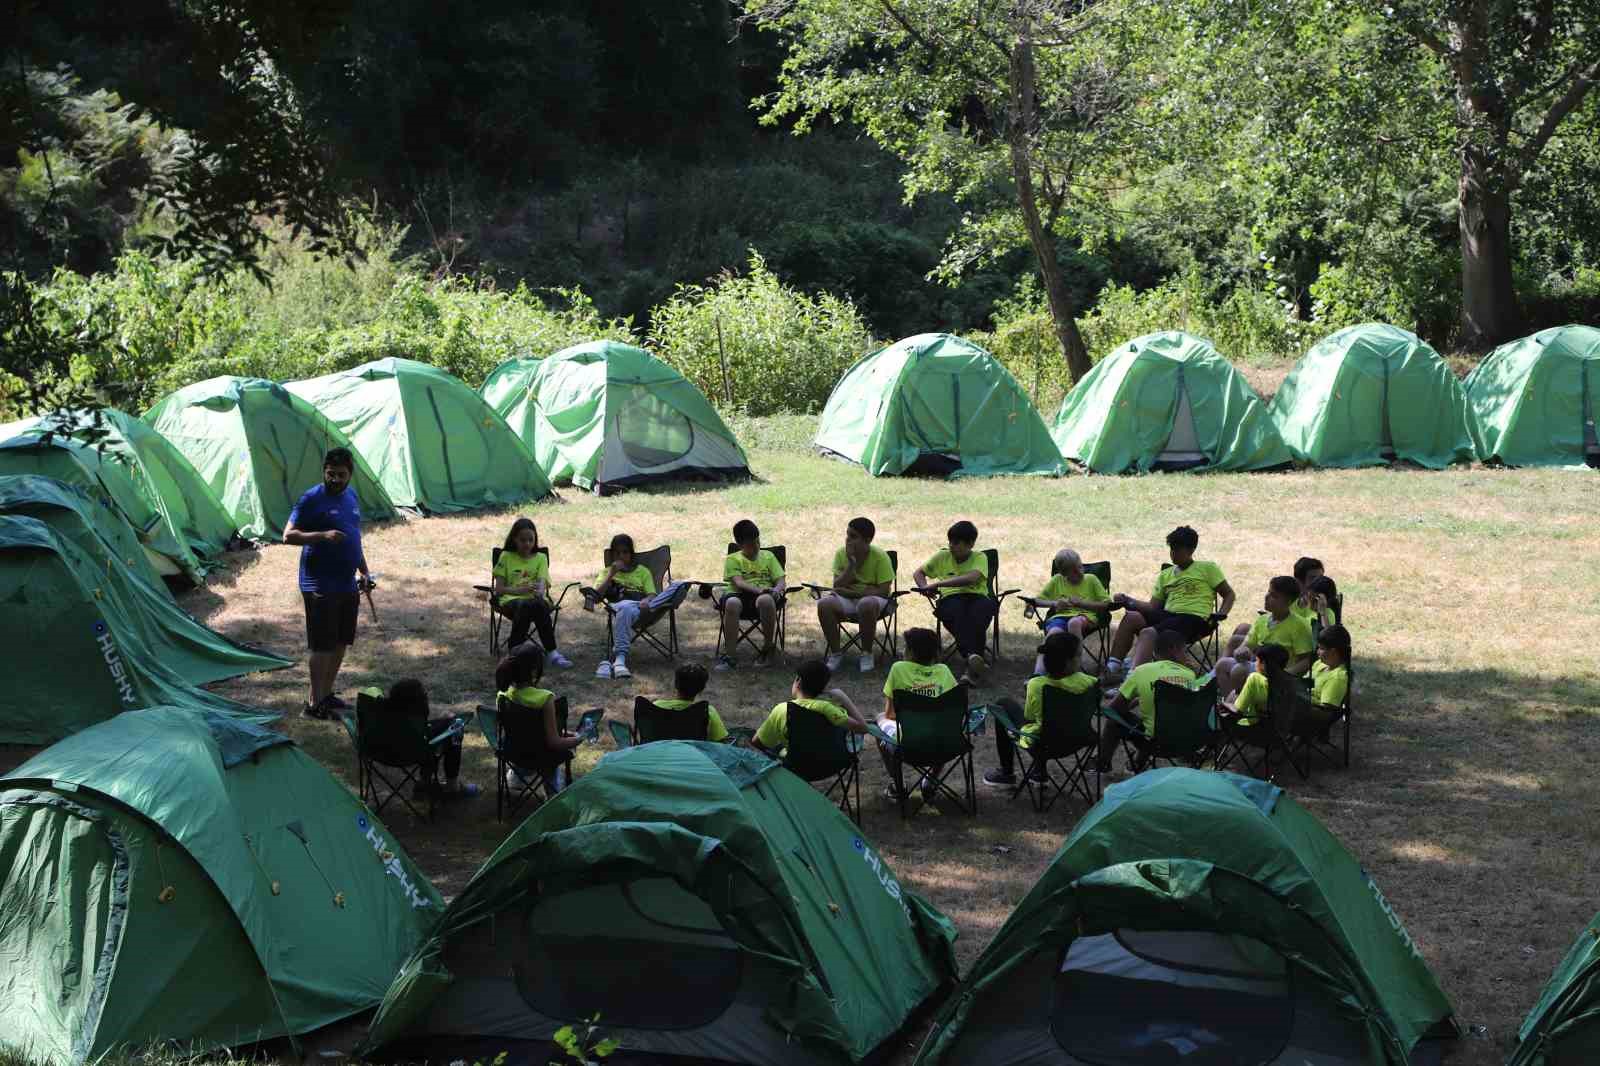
[[878, 0, 1007, 94], [1515, 54, 1600, 188]]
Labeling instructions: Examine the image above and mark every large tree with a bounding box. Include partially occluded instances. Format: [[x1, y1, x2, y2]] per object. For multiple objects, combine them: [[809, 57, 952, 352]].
[[745, 0, 1162, 381]]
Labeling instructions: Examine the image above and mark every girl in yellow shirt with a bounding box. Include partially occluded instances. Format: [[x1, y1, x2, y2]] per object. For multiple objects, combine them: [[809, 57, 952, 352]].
[[492, 518, 571, 668], [1312, 624, 1351, 708], [494, 644, 583, 794]]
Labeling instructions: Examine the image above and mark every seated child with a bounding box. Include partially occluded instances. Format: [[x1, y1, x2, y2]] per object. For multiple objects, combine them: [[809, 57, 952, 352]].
[[1033, 548, 1112, 674], [913, 520, 995, 684], [1231, 556, 1325, 651], [1214, 576, 1315, 699], [876, 627, 960, 798], [646, 662, 730, 742], [491, 517, 571, 668], [1106, 526, 1234, 676], [1311, 624, 1351, 708], [495, 643, 583, 794], [387, 678, 477, 797], [717, 519, 786, 671], [984, 631, 1099, 787], [817, 516, 896, 674], [1221, 643, 1290, 727], [585, 532, 691, 680], [752, 659, 869, 757], [1304, 574, 1339, 631], [1097, 628, 1198, 771]]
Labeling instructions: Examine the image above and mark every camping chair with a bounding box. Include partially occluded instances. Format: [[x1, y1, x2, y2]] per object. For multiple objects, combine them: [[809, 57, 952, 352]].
[[607, 719, 635, 750], [632, 696, 714, 743], [779, 701, 865, 825], [991, 687, 1103, 812], [889, 686, 978, 818], [931, 548, 1019, 665], [1157, 564, 1222, 669], [472, 546, 580, 656], [598, 544, 680, 661], [343, 689, 461, 821], [1019, 560, 1114, 672], [712, 543, 788, 660], [1118, 677, 1222, 771], [1215, 673, 1299, 780], [476, 695, 578, 822], [1281, 664, 1354, 779]]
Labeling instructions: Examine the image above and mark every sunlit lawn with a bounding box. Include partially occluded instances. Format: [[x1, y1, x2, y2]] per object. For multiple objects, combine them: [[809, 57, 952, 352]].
[[177, 415, 1600, 1064]]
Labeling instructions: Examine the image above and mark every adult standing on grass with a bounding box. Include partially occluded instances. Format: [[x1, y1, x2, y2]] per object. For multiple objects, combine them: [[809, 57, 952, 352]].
[[285, 447, 370, 720]]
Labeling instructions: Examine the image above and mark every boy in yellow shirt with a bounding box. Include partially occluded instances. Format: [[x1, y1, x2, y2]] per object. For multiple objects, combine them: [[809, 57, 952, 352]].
[[985, 631, 1099, 787], [913, 520, 994, 684], [874, 627, 960, 799], [753, 659, 869, 757], [1106, 526, 1234, 677], [1032, 548, 1113, 674], [1214, 576, 1315, 700], [1311, 624, 1351, 708], [1097, 628, 1198, 771], [716, 519, 786, 671], [817, 516, 896, 673], [645, 662, 730, 742]]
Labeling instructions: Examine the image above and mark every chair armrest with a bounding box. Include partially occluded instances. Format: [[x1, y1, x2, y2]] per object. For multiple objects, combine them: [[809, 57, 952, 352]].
[[965, 707, 989, 736], [1100, 704, 1144, 735], [862, 722, 895, 746], [551, 581, 581, 610], [471, 584, 493, 593], [995, 588, 1022, 604], [987, 702, 1024, 737], [338, 711, 359, 745], [800, 582, 830, 600]]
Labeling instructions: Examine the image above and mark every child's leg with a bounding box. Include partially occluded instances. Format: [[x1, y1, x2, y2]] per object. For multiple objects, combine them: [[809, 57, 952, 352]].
[[720, 594, 744, 654], [757, 593, 778, 648], [1108, 609, 1147, 662], [1126, 626, 1158, 670], [1225, 622, 1251, 657], [611, 601, 641, 659]]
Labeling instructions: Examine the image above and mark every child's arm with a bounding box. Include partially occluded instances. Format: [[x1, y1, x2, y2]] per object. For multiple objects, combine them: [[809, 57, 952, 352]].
[[828, 687, 867, 727], [544, 703, 583, 751], [881, 694, 896, 721], [1212, 580, 1237, 620]]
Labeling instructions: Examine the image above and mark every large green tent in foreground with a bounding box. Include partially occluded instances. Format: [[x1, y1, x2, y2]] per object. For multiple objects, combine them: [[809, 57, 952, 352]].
[[0, 408, 238, 582], [815, 333, 1066, 477], [916, 769, 1457, 1066], [145, 376, 398, 541], [1510, 910, 1600, 1065], [0, 514, 289, 744], [482, 341, 751, 492], [1465, 324, 1600, 468], [1270, 323, 1480, 468], [0, 707, 442, 1064], [361, 742, 957, 1065], [288, 358, 551, 513], [1052, 331, 1292, 473]]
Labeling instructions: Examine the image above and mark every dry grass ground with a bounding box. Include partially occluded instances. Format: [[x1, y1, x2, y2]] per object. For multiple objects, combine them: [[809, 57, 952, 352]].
[[121, 417, 1600, 1063]]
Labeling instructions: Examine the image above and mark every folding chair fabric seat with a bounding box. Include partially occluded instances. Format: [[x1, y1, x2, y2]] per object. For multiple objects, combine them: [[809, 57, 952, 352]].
[[1122, 677, 1222, 771], [346, 689, 453, 821], [889, 686, 977, 818], [477, 695, 575, 821], [780, 700, 863, 825], [632, 696, 713, 743], [599, 544, 680, 661], [994, 686, 1103, 812]]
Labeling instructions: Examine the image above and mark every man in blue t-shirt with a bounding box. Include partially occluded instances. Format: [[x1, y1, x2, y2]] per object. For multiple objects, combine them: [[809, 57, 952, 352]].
[[285, 447, 370, 719]]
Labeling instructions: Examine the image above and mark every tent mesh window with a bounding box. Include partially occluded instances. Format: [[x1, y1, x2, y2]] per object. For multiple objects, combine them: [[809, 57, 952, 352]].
[[513, 877, 742, 1030], [616, 388, 695, 469]]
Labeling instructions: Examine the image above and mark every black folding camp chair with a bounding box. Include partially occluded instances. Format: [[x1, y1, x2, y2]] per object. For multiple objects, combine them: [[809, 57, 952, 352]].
[[779, 701, 863, 825], [1216, 672, 1300, 780], [632, 696, 713, 743], [607, 719, 635, 750], [1020, 560, 1115, 672], [1119, 677, 1222, 771], [712, 543, 788, 660], [992, 686, 1103, 811], [596, 544, 680, 661], [931, 547, 1019, 665], [889, 686, 978, 818], [472, 546, 580, 656], [833, 548, 902, 662], [1281, 663, 1354, 779], [343, 689, 458, 821], [1157, 564, 1223, 669], [476, 695, 577, 822]]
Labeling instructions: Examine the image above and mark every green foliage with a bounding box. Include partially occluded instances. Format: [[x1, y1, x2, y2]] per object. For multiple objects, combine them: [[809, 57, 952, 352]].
[[551, 1014, 619, 1064], [649, 251, 874, 415]]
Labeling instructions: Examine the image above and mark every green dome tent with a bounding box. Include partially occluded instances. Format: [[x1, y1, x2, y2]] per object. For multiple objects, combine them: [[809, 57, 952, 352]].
[[286, 358, 552, 513], [0, 474, 174, 600], [1051, 331, 1292, 473], [360, 742, 958, 1065], [1465, 324, 1600, 468], [0, 408, 239, 582], [481, 341, 750, 492], [814, 333, 1066, 477], [145, 376, 399, 541], [0, 514, 290, 744], [914, 769, 1458, 1066], [1269, 323, 1479, 468], [0, 707, 443, 1063], [1510, 910, 1600, 1065]]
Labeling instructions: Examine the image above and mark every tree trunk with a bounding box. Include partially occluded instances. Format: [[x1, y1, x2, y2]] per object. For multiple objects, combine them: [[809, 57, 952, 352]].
[[1008, 33, 1092, 382], [1457, 150, 1522, 350]]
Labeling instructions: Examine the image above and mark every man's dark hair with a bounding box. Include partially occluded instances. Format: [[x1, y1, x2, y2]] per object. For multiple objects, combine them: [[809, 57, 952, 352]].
[[388, 678, 428, 719], [1293, 556, 1324, 583], [323, 446, 355, 472], [1166, 525, 1199, 551], [847, 516, 876, 542], [902, 627, 938, 664], [795, 659, 831, 698], [1309, 574, 1339, 601], [1155, 627, 1189, 657], [1268, 575, 1300, 600], [732, 519, 759, 544], [947, 520, 978, 545], [1256, 643, 1291, 674], [675, 662, 709, 700], [1039, 631, 1081, 677]]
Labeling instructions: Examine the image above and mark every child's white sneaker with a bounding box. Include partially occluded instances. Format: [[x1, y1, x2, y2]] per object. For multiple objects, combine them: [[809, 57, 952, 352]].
[[825, 651, 844, 672], [595, 660, 613, 679], [547, 649, 573, 669], [612, 658, 632, 679]]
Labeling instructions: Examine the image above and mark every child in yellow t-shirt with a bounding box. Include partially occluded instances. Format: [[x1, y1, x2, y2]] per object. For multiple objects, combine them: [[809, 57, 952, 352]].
[[913, 520, 994, 683], [752, 659, 868, 757], [985, 631, 1099, 787], [1099, 628, 1198, 771], [492, 517, 571, 668], [645, 662, 730, 742], [716, 518, 786, 671], [494, 644, 582, 794], [1033, 548, 1112, 674], [878, 627, 960, 737], [1311, 624, 1351, 708], [1222, 643, 1290, 727], [1214, 576, 1315, 700]]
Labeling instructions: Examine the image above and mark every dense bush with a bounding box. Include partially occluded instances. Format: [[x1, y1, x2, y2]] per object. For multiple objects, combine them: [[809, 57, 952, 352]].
[[648, 251, 875, 415]]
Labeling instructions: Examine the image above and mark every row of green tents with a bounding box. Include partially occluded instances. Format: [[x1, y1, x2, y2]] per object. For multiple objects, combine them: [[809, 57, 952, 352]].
[[7, 740, 1594, 1065], [814, 324, 1600, 477]]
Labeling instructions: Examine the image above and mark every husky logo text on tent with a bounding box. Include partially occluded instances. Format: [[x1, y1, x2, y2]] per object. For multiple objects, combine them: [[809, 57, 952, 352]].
[[1367, 871, 1425, 961], [356, 813, 433, 910], [93, 620, 137, 706], [857, 837, 911, 921]]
